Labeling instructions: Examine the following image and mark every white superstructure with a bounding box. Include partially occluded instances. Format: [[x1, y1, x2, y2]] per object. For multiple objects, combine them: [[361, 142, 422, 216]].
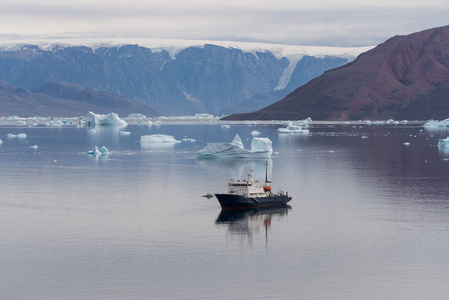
[[227, 170, 271, 198]]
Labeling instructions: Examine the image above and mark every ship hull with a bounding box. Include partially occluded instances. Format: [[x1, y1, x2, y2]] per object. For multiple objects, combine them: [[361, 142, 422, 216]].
[[214, 193, 291, 209]]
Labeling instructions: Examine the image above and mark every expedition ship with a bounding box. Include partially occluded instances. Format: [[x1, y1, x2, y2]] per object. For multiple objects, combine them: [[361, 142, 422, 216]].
[[215, 164, 291, 209]]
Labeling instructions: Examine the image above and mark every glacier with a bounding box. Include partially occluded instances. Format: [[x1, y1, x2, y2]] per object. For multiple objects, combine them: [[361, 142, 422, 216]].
[[85, 112, 127, 127], [195, 134, 272, 158]]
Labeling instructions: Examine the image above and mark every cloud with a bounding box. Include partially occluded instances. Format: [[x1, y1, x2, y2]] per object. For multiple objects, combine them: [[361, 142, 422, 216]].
[[1, 1, 448, 47]]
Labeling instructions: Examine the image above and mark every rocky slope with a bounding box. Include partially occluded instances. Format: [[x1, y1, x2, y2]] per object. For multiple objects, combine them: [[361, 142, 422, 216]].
[[225, 25, 449, 121], [0, 43, 354, 116], [0, 81, 159, 117]]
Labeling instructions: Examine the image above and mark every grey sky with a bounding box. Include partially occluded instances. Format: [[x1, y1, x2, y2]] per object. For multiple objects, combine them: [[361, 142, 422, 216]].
[[1, 0, 448, 47]]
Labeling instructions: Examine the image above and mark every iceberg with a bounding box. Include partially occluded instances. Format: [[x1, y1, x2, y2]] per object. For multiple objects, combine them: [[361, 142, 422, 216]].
[[17, 133, 27, 138], [46, 120, 64, 127], [424, 118, 449, 128], [438, 137, 449, 148], [278, 121, 309, 134], [140, 134, 181, 143], [119, 131, 131, 135], [30, 145, 38, 149], [87, 146, 109, 156], [6, 133, 16, 138], [251, 130, 261, 136], [196, 134, 272, 158], [0, 139, 2, 144], [85, 112, 127, 127]]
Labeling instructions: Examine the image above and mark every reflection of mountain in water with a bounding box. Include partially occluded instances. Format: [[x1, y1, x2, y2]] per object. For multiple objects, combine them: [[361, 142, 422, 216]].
[[215, 205, 291, 244]]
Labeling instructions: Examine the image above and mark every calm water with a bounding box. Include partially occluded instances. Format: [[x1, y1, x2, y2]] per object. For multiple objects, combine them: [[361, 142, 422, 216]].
[[1, 123, 449, 299]]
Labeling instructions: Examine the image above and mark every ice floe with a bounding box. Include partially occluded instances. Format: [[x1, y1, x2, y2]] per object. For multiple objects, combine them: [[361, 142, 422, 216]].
[[30, 145, 38, 149], [119, 131, 131, 135], [438, 137, 449, 148], [0, 139, 2, 144], [17, 133, 27, 138], [87, 146, 109, 156], [424, 119, 449, 128], [195, 134, 272, 158], [85, 112, 127, 127], [6, 133, 26, 138], [278, 121, 309, 134], [140, 134, 181, 143], [251, 130, 261, 136]]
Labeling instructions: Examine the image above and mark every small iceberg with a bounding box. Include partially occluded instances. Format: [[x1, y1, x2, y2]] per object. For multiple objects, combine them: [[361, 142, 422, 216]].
[[46, 120, 64, 127], [119, 131, 131, 135], [221, 124, 230, 129], [140, 134, 181, 143], [251, 130, 261, 136], [0, 139, 2, 144], [424, 118, 449, 128], [196, 134, 272, 158], [17, 133, 27, 138], [438, 137, 449, 148], [6, 133, 16, 138], [278, 121, 309, 134], [87, 146, 109, 156], [182, 138, 196, 142], [85, 112, 127, 127], [30, 145, 38, 149], [403, 142, 410, 146]]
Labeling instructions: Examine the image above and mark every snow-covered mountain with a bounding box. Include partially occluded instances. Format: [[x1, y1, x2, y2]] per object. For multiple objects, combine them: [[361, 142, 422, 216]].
[[0, 39, 372, 116]]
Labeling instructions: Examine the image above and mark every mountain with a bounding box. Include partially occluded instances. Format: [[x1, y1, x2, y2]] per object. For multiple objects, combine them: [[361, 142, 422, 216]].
[[0, 42, 365, 116], [221, 55, 348, 115], [224, 25, 449, 121], [0, 81, 159, 117]]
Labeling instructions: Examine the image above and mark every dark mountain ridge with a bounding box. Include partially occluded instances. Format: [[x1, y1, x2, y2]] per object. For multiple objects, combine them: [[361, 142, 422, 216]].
[[0, 81, 159, 117], [225, 25, 449, 121]]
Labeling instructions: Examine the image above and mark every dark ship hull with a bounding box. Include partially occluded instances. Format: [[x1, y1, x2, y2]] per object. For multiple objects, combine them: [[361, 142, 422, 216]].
[[215, 193, 292, 209]]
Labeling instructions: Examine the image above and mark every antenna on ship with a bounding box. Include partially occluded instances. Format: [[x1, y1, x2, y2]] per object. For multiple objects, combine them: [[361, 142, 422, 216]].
[[264, 161, 272, 192]]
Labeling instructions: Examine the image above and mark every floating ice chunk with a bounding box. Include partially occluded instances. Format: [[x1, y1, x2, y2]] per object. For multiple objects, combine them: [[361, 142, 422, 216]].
[[221, 124, 230, 129], [403, 142, 410, 146], [140, 134, 181, 143], [89, 128, 96, 133], [182, 138, 196, 142], [6, 133, 16, 138], [0, 139, 2, 144], [438, 137, 449, 148], [99, 146, 109, 155], [46, 120, 64, 127], [87, 146, 101, 156], [30, 145, 38, 149], [424, 118, 449, 128], [119, 131, 131, 135], [251, 130, 261, 136], [154, 120, 162, 126], [17, 133, 27, 138], [128, 113, 146, 120], [147, 120, 153, 126], [278, 121, 309, 134], [87, 146, 109, 156], [85, 112, 127, 127], [196, 134, 272, 158]]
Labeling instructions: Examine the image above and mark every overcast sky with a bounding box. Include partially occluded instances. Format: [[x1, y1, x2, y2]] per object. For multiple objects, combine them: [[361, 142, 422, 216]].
[[1, 0, 448, 47]]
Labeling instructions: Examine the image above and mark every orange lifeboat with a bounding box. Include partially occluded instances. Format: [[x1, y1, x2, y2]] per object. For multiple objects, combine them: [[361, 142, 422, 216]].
[[263, 185, 271, 192]]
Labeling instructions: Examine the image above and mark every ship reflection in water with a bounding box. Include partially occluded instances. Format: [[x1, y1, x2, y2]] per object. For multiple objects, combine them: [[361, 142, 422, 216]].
[[215, 205, 292, 244]]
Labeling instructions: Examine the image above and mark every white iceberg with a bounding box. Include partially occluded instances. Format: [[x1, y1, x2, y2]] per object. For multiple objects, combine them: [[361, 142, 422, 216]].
[[85, 112, 127, 127], [0, 139, 2, 144], [251, 130, 261, 136], [119, 131, 131, 135], [140, 134, 181, 143], [182, 138, 196, 142], [221, 124, 230, 129], [17, 133, 27, 138], [46, 120, 64, 127], [30, 145, 38, 149], [196, 134, 272, 158], [278, 121, 309, 134], [424, 118, 449, 128], [438, 137, 449, 148], [87, 146, 109, 156], [6, 133, 16, 138]]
